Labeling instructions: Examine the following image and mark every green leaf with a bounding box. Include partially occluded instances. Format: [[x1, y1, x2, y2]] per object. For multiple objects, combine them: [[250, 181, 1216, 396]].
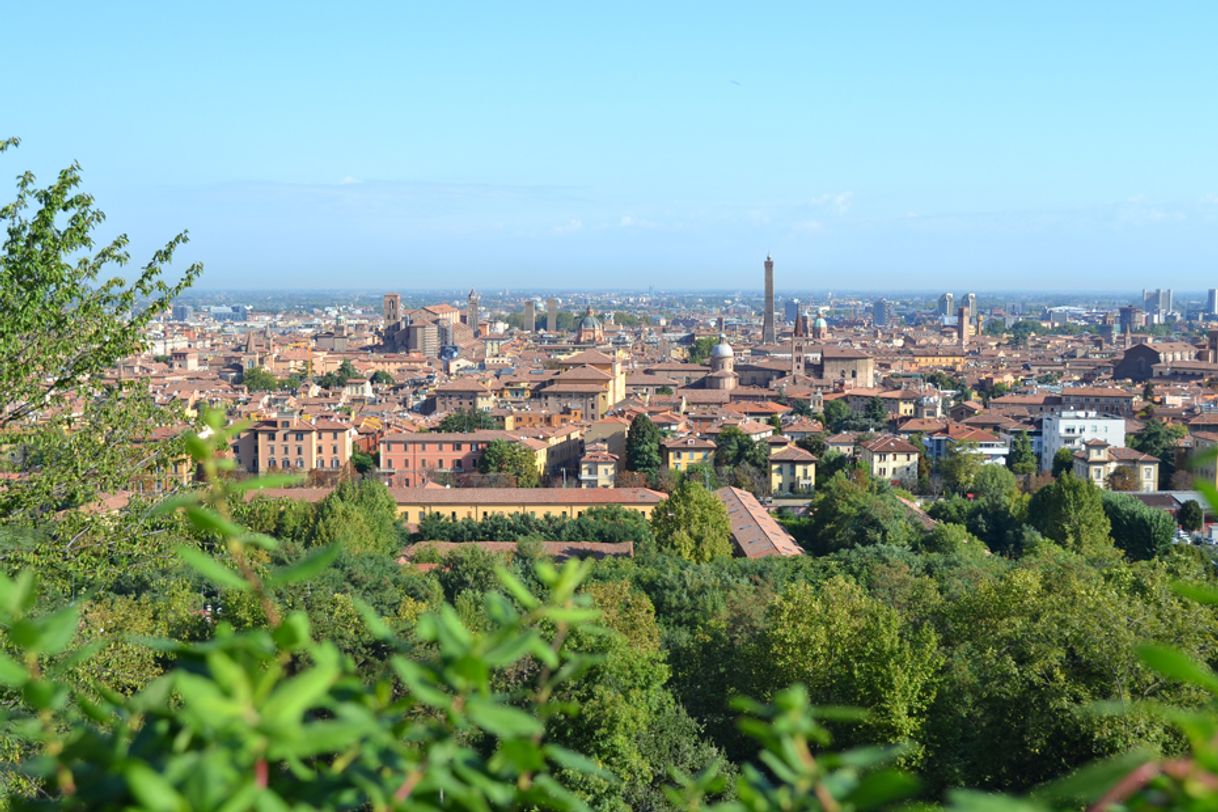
[[0, 651, 27, 686], [845, 768, 920, 809], [241, 532, 280, 551], [483, 631, 537, 668], [1035, 748, 1156, 803], [185, 506, 245, 538], [33, 604, 79, 655], [125, 762, 185, 812], [268, 544, 340, 588], [466, 697, 545, 738], [150, 491, 201, 516], [262, 645, 340, 726], [231, 473, 306, 493], [543, 743, 609, 777], [391, 656, 452, 709], [272, 611, 312, 651], [1137, 644, 1218, 694], [1172, 581, 1218, 606], [495, 566, 540, 609], [0, 570, 36, 618], [184, 433, 212, 463], [352, 596, 393, 640], [946, 790, 1048, 812], [175, 545, 250, 591], [540, 606, 601, 624]]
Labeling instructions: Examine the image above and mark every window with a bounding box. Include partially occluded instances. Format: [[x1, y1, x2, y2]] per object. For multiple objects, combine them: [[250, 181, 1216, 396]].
[[296, 432, 304, 441], [332, 459, 339, 469], [296, 458, 305, 469], [268, 458, 276, 469]]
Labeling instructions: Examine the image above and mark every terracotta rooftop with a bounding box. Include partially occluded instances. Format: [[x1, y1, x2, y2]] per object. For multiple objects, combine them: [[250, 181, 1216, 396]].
[[715, 486, 803, 558]]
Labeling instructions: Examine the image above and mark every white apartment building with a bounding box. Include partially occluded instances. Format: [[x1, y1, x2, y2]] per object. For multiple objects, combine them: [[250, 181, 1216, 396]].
[[1040, 411, 1126, 472]]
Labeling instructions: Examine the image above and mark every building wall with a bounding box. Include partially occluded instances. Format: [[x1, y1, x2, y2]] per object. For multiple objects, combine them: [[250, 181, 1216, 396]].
[[234, 421, 354, 473], [1040, 412, 1126, 472], [862, 449, 918, 484], [664, 447, 713, 472], [770, 461, 815, 493], [396, 499, 656, 523], [379, 433, 500, 486]]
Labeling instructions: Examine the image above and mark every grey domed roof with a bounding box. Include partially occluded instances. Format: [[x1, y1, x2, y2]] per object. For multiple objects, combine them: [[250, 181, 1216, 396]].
[[710, 335, 734, 358], [814, 316, 829, 328], [579, 309, 601, 330]]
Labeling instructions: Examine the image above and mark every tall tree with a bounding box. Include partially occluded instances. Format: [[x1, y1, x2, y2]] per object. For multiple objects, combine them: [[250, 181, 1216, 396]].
[[807, 472, 916, 553], [0, 138, 200, 428], [437, 409, 498, 432], [823, 399, 852, 432], [940, 442, 983, 494], [650, 480, 732, 562], [864, 397, 889, 425], [1179, 499, 1204, 532], [1131, 419, 1187, 483], [1051, 447, 1076, 477], [626, 414, 662, 474], [1028, 473, 1114, 556], [241, 367, 280, 392], [1007, 431, 1037, 476], [686, 336, 718, 365], [763, 578, 942, 758], [713, 426, 767, 469], [1101, 491, 1175, 561], [478, 439, 540, 487]]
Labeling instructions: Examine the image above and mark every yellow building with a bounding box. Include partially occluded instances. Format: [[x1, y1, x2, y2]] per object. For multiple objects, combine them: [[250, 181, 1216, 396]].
[[578, 442, 618, 488], [249, 486, 665, 524], [908, 348, 966, 371], [859, 435, 921, 485], [662, 436, 716, 472], [769, 445, 817, 494], [391, 487, 663, 523]]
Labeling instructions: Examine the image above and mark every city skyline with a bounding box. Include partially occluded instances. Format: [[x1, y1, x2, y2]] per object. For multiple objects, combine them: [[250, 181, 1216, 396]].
[[5, 2, 1218, 290]]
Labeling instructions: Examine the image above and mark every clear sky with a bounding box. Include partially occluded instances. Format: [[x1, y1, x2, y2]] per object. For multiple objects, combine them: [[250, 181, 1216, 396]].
[[4, 2, 1217, 291]]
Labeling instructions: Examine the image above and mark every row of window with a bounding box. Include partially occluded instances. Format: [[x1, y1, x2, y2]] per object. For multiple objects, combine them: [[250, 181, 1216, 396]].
[[386, 442, 485, 452], [265, 431, 346, 441], [266, 458, 343, 469]]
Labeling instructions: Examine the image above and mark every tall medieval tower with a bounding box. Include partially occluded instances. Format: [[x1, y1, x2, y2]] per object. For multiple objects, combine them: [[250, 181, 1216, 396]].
[[762, 254, 775, 343], [467, 289, 480, 337]]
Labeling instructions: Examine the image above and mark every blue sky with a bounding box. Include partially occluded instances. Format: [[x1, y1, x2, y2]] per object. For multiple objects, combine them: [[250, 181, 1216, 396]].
[[4, 2, 1217, 290]]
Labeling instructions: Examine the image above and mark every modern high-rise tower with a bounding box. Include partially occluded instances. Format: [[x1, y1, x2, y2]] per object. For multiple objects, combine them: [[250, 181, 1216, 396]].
[[937, 292, 954, 319], [964, 292, 977, 325], [1208, 289, 1218, 316], [762, 254, 775, 343], [872, 298, 890, 327], [1143, 288, 1173, 323]]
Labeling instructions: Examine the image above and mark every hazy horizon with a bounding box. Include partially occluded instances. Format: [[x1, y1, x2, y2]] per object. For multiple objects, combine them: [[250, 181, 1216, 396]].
[[6, 2, 1217, 291]]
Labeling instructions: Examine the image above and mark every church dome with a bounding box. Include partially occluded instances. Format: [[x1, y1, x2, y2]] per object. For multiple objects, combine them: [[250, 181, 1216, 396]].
[[710, 335, 734, 359], [813, 316, 828, 330], [579, 311, 602, 330]]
